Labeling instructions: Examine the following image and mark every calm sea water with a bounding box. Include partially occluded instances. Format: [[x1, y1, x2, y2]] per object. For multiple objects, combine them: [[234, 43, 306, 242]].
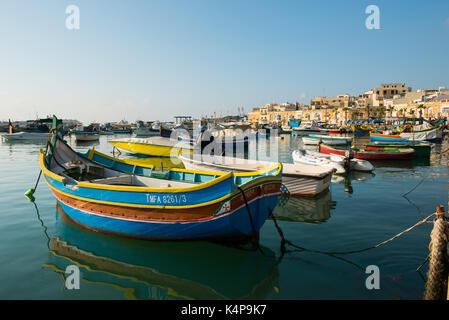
[[0, 133, 448, 300]]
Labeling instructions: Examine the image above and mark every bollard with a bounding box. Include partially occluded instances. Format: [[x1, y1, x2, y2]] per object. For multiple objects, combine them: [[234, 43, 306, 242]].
[[436, 205, 445, 219]]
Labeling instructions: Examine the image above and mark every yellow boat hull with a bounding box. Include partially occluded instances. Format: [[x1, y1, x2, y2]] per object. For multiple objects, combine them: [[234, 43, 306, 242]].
[[110, 140, 193, 158]]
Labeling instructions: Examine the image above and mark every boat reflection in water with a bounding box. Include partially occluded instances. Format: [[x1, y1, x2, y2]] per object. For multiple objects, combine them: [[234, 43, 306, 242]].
[[73, 139, 100, 147], [273, 190, 336, 224], [331, 171, 376, 194], [43, 203, 280, 300]]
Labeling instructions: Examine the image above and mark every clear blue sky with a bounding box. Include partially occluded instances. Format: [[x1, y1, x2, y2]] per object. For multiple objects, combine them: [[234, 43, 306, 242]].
[[0, 0, 448, 124]]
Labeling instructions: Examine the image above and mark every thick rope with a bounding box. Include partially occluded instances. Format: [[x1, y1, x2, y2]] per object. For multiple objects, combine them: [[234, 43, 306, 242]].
[[424, 216, 449, 300], [236, 186, 259, 251], [269, 205, 436, 255]]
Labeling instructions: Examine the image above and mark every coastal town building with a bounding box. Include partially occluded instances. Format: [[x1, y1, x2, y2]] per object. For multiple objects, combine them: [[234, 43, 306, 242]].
[[247, 102, 306, 125], [246, 83, 447, 127]]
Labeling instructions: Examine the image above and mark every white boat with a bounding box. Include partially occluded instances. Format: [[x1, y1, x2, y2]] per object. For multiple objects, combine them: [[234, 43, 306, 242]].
[[292, 122, 321, 135], [303, 134, 351, 146], [292, 150, 346, 174], [72, 132, 100, 142], [71, 125, 100, 142], [307, 149, 374, 172], [294, 149, 373, 173], [2, 132, 50, 141], [399, 127, 443, 142], [178, 154, 333, 197], [302, 136, 348, 146]]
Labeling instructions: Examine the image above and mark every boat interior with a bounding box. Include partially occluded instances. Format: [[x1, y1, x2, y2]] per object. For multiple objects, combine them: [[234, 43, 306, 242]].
[[48, 140, 223, 188]]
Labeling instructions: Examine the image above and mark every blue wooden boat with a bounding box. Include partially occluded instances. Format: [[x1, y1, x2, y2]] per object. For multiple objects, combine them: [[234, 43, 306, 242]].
[[41, 117, 282, 242]]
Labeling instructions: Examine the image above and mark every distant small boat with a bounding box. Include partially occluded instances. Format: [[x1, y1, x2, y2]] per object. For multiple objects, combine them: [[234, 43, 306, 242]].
[[2, 132, 50, 141], [369, 132, 410, 143], [352, 124, 373, 136], [370, 128, 442, 143], [71, 125, 100, 142], [365, 141, 431, 158], [279, 126, 292, 134], [303, 134, 351, 146], [292, 122, 321, 135], [302, 137, 322, 145], [72, 131, 100, 142], [133, 127, 159, 138], [319, 144, 414, 160]]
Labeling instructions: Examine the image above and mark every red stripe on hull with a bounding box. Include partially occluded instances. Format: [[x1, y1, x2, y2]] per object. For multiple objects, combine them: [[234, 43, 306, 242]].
[[319, 144, 414, 160]]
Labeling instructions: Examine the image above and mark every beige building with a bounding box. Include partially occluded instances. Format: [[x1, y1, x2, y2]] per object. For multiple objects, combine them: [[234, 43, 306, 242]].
[[373, 83, 411, 99], [247, 103, 304, 125], [310, 94, 351, 109]]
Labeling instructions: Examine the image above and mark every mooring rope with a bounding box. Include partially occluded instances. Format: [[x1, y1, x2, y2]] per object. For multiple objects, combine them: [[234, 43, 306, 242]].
[[267, 197, 437, 256], [402, 169, 433, 198], [424, 208, 449, 300], [32, 201, 51, 250], [24, 137, 52, 201]]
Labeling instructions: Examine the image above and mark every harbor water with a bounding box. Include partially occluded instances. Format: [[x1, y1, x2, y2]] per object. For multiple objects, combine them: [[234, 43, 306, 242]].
[[0, 133, 448, 300]]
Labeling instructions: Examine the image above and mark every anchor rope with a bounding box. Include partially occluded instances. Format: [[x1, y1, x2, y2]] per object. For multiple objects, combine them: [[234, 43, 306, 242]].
[[424, 215, 449, 300]]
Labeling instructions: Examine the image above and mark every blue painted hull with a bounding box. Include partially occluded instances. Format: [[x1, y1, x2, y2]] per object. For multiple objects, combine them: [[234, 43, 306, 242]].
[[370, 135, 410, 143], [57, 193, 278, 240]]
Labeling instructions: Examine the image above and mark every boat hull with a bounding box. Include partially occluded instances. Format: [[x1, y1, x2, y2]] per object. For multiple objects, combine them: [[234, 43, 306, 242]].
[[110, 139, 193, 157], [73, 133, 100, 141], [370, 133, 410, 143], [51, 182, 279, 241], [303, 136, 349, 146], [319, 144, 414, 160], [400, 129, 442, 142], [2, 132, 50, 141], [180, 156, 332, 197], [365, 143, 431, 158]]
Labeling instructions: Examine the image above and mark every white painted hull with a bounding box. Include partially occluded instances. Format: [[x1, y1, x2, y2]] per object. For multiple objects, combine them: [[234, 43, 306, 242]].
[[3, 132, 50, 141], [302, 137, 349, 146], [292, 150, 346, 174], [400, 128, 442, 141], [73, 133, 100, 141], [179, 154, 333, 197]]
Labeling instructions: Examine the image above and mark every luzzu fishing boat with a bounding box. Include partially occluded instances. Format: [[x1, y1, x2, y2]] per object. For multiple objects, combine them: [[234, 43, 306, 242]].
[[319, 144, 414, 160], [369, 132, 409, 143], [365, 141, 431, 158], [370, 122, 443, 142], [41, 118, 282, 241], [109, 136, 193, 158], [352, 124, 373, 136]]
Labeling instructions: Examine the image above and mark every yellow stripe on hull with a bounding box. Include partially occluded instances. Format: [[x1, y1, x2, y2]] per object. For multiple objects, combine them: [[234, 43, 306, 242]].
[[110, 141, 193, 158]]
